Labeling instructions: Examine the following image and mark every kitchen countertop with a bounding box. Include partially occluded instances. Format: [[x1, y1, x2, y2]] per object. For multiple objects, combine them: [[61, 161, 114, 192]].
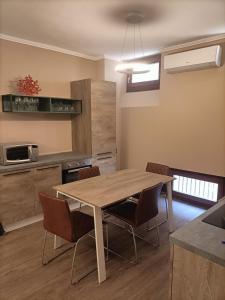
[[170, 197, 225, 267], [0, 151, 91, 173]]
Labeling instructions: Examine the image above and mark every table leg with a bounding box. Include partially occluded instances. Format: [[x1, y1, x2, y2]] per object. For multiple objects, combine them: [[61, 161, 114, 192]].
[[166, 181, 175, 233], [93, 206, 106, 284]]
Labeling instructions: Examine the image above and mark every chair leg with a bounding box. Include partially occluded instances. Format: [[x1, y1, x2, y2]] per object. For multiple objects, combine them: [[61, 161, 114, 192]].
[[105, 223, 109, 261], [42, 230, 48, 265], [87, 224, 109, 260], [128, 225, 138, 263], [42, 231, 74, 265], [147, 220, 152, 231], [42, 230, 98, 285], [129, 225, 160, 249], [70, 234, 99, 285], [70, 239, 81, 285], [155, 219, 160, 247], [165, 196, 168, 219]]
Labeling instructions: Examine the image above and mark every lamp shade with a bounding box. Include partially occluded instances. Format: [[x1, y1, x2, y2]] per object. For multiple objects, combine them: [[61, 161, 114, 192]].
[[115, 62, 150, 74]]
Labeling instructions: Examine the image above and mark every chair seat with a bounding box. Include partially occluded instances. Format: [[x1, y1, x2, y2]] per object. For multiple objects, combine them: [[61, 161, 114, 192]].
[[107, 200, 138, 226], [132, 189, 166, 200], [71, 211, 94, 242]]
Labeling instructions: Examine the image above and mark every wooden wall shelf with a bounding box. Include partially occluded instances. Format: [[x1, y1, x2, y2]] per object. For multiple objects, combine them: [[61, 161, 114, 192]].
[[2, 94, 82, 114]]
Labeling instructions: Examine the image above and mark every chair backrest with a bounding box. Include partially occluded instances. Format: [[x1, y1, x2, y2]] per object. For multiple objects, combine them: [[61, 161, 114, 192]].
[[135, 183, 163, 226], [146, 162, 170, 176], [78, 166, 100, 180], [39, 192, 73, 242]]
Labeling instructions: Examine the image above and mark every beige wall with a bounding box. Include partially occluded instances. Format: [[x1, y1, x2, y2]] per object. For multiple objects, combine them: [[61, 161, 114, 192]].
[[121, 41, 225, 177], [0, 39, 97, 154], [0, 39, 224, 176], [96, 59, 105, 80]]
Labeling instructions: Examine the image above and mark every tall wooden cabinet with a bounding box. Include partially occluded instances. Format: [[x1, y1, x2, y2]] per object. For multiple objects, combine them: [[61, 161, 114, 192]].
[[71, 79, 117, 174]]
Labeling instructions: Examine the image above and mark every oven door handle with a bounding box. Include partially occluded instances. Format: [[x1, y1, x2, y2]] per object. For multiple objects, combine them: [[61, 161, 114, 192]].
[[67, 167, 90, 174], [6, 159, 30, 163]]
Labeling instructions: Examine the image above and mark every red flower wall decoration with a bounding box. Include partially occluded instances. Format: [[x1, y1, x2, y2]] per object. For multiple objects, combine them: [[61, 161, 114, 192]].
[[17, 75, 41, 96]]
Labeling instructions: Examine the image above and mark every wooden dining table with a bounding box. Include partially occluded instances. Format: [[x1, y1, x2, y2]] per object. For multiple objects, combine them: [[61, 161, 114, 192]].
[[54, 168, 174, 284]]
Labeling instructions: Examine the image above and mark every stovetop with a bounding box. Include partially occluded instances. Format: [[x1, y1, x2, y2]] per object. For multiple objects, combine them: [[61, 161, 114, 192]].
[[62, 158, 91, 170]]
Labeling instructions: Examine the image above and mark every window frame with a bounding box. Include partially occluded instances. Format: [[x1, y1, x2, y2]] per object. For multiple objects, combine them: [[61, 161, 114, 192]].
[[170, 168, 225, 208], [127, 54, 161, 93]]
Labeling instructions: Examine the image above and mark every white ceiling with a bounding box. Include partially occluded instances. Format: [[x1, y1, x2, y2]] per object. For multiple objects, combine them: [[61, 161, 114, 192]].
[[0, 0, 225, 60]]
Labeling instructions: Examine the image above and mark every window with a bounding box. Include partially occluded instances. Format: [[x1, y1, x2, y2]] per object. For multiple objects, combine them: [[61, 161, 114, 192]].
[[173, 175, 218, 202], [171, 168, 225, 207], [127, 54, 161, 93]]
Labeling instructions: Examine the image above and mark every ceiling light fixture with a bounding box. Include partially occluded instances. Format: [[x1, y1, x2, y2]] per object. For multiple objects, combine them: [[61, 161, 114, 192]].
[[115, 12, 149, 74]]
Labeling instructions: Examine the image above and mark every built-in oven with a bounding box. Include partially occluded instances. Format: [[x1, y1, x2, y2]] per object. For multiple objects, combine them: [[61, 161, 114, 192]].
[[62, 159, 92, 184]]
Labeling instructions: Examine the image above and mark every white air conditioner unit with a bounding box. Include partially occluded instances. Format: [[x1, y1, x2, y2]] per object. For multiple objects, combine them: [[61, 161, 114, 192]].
[[164, 45, 222, 73]]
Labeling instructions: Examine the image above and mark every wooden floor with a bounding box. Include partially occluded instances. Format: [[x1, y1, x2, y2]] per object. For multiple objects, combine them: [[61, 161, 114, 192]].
[[0, 199, 205, 300]]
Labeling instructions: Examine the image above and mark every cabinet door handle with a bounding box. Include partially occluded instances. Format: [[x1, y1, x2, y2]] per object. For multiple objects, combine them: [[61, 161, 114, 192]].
[[97, 156, 112, 161], [36, 165, 60, 171], [3, 169, 31, 176], [67, 167, 90, 174], [96, 152, 112, 156]]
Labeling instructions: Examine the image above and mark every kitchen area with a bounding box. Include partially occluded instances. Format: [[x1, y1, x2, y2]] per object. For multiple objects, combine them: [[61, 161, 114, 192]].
[[1, 27, 225, 300], [0, 79, 117, 232]]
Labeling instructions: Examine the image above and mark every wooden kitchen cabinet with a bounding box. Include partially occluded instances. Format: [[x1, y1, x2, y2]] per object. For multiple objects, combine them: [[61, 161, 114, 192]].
[[91, 80, 116, 155], [71, 79, 117, 174], [171, 244, 225, 300], [71, 79, 116, 156], [0, 169, 36, 226], [91, 155, 117, 175], [0, 163, 62, 226], [33, 164, 62, 214]]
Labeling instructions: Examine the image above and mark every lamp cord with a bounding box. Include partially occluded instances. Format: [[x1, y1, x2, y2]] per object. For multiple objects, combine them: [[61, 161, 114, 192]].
[[120, 23, 128, 61], [119, 14, 145, 61], [139, 23, 145, 57], [133, 23, 136, 58]]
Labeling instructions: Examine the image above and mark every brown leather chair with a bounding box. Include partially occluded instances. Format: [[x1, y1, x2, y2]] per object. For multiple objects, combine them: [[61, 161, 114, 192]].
[[146, 162, 170, 177], [78, 166, 100, 180], [39, 192, 108, 284], [77, 166, 101, 210], [146, 162, 170, 223], [107, 183, 163, 262]]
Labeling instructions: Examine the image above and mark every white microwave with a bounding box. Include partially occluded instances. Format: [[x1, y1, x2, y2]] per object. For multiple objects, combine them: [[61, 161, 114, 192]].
[[0, 143, 39, 165]]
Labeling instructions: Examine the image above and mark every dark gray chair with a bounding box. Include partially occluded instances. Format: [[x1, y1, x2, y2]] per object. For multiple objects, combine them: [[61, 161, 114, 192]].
[[78, 166, 100, 180], [146, 162, 170, 223], [106, 183, 163, 262]]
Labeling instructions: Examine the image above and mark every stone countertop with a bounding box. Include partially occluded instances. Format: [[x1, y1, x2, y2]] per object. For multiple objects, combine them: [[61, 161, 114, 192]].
[[0, 151, 91, 173], [170, 197, 225, 267]]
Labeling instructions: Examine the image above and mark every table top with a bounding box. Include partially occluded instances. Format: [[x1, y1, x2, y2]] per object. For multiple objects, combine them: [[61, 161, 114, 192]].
[[54, 169, 174, 208]]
